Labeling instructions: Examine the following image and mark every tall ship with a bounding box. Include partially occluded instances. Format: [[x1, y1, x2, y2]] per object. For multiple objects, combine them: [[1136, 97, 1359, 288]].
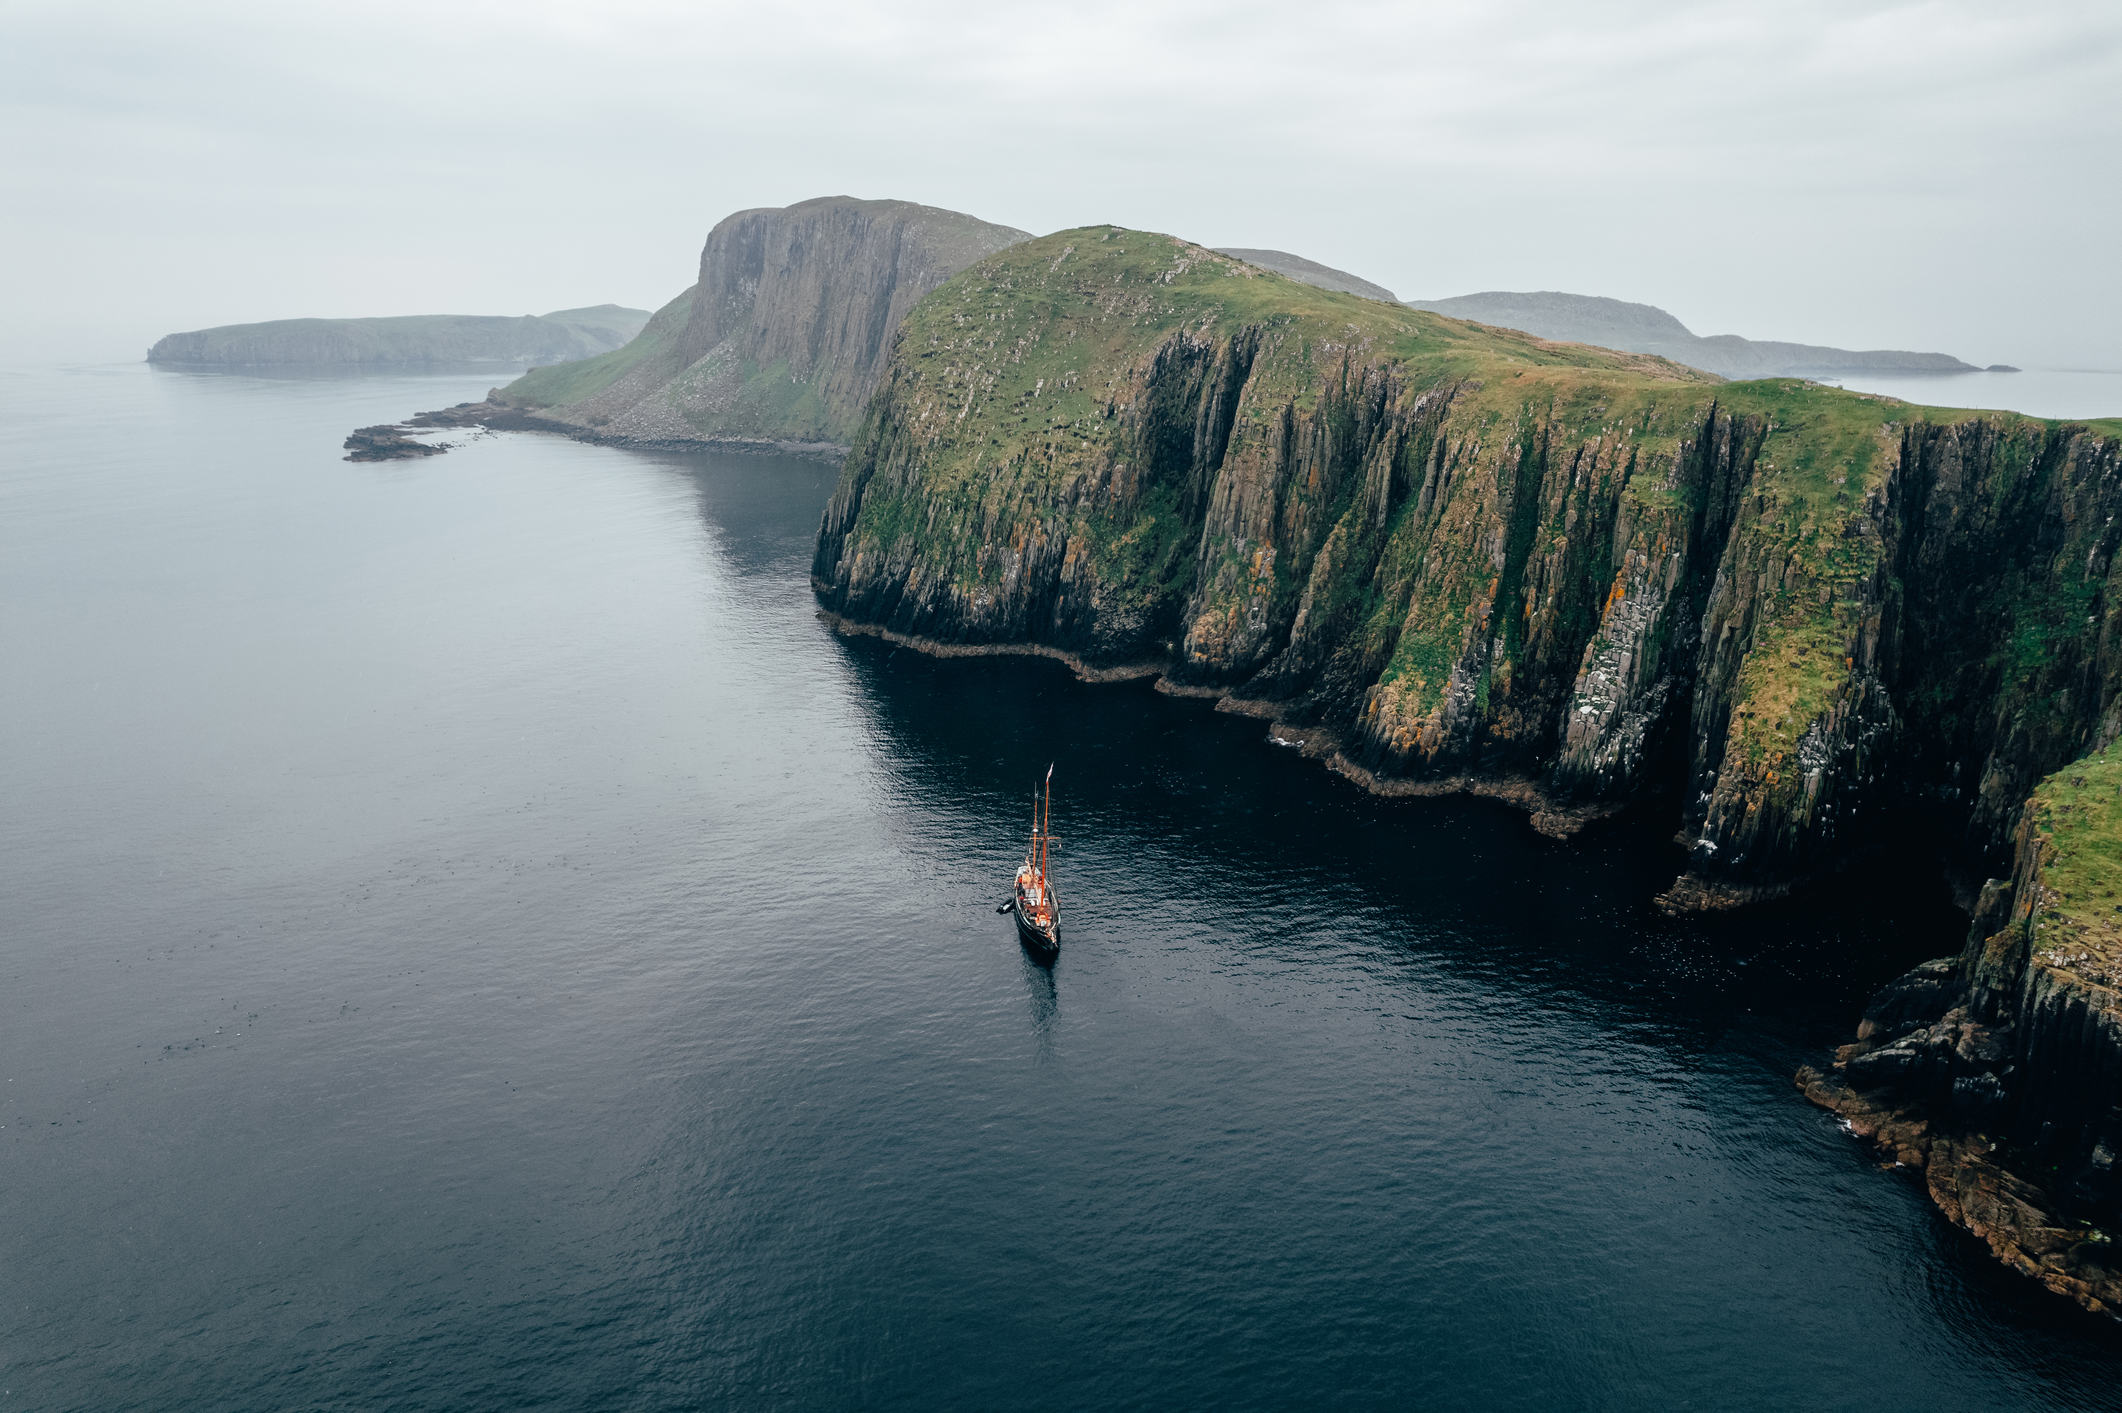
[[1009, 766, 1060, 958]]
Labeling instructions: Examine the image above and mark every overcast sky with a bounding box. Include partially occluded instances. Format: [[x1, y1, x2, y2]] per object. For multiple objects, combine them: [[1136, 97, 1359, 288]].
[[6, 0, 2119, 366]]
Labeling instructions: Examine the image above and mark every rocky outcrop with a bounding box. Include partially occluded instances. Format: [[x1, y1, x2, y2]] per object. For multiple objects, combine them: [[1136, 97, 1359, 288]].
[[342, 425, 449, 461], [488, 197, 1028, 448], [150, 306, 649, 367], [814, 226, 2122, 910], [1802, 752, 2122, 1317], [1402, 290, 1984, 380]]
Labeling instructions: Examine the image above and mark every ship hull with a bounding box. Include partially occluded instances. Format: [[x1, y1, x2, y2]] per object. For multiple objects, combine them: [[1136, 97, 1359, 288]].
[[1012, 894, 1059, 958]]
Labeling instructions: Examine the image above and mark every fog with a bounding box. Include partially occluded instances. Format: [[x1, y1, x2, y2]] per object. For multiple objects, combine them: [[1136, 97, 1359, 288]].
[[5, 0, 2118, 368]]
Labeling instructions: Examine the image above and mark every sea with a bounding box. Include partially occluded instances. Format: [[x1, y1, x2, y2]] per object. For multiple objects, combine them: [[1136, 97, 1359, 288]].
[[5, 357, 2122, 1410], [1827, 367, 2122, 422]]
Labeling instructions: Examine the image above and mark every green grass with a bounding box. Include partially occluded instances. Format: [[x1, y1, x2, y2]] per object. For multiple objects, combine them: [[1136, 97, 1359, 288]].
[[2026, 749, 2122, 977], [501, 289, 696, 410], [872, 227, 1721, 507], [707, 357, 837, 440]]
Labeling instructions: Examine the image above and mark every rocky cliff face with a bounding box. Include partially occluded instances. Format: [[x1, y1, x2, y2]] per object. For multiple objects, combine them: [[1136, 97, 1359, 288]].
[[1800, 750, 2122, 1315], [815, 227, 2122, 908], [493, 197, 1028, 448]]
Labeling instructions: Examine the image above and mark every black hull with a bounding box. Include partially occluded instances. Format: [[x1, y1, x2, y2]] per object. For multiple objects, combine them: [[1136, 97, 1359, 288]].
[[1013, 907, 1059, 957]]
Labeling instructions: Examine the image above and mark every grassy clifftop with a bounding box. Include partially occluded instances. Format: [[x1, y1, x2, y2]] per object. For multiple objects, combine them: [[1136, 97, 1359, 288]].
[[849, 227, 1714, 540], [2019, 751, 2122, 986]]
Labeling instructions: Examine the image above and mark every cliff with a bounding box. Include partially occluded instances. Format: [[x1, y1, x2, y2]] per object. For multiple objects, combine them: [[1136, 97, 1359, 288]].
[[489, 197, 1029, 449], [1403, 290, 1983, 380], [148, 305, 649, 367], [815, 226, 2122, 908], [1800, 749, 2122, 1316], [816, 224, 2122, 1310]]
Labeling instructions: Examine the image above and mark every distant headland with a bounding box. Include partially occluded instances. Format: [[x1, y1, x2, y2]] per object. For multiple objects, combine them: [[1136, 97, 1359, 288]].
[[148, 305, 650, 368]]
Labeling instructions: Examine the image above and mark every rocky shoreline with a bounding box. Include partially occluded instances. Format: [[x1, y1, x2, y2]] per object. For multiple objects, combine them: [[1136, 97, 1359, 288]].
[[342, 424, 449, 461], [819, 609, 1626, 841], [1799, 1063, 2122, 1318], [348, 399, 851, 465], [1797, 766, 2122, 1321], [835, 602, 2122, 1321]]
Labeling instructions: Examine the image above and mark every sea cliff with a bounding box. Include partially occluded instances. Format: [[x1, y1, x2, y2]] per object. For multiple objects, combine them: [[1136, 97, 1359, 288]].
[[487, 196, 1028, 450], [1801, 749, 2122, 1315], [813, 224, 2122, 1311], [815, 228, 2121, 902]]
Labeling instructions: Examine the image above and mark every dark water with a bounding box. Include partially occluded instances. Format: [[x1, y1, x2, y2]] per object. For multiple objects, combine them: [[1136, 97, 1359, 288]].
[[6, 361, 2121, 1411]]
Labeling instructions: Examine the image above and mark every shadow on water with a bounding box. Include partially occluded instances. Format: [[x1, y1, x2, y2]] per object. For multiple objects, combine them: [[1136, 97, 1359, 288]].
[[831, 634, 1964, 1053], [1019, 947, 1059, 1054], [657, 445, 841, 578]]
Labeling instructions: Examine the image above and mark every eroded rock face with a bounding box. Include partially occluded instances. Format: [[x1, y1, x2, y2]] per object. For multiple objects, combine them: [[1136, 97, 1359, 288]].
[[814, 226, 2122, 909], [495, 197, 1029, 447], [1803, 776, 2122, 1319]]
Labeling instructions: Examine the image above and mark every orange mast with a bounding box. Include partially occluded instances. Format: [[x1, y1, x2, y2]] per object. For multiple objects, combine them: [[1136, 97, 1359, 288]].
[[1039, 763, 1051, 883]]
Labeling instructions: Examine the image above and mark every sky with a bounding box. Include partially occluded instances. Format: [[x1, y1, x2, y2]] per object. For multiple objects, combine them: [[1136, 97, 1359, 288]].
[[5, 0, 2119, 367]]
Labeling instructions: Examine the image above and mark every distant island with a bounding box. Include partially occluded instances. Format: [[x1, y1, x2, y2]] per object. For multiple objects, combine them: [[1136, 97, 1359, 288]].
[[1403, 289, 1989, 380], [1204, 249, 1995, 380], [148, 305, 651, 368]]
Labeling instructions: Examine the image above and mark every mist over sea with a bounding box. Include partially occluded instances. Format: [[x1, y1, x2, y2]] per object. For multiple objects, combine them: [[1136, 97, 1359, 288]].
[[5, 359, 2122, 1410]]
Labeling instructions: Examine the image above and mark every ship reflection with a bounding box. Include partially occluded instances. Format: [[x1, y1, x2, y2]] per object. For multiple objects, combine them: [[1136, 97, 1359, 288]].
[[1019, 947, 1058, 1052]]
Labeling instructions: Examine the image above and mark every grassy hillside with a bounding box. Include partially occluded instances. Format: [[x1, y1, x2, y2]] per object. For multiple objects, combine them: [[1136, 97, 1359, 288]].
[[501, 292, 698, 413]]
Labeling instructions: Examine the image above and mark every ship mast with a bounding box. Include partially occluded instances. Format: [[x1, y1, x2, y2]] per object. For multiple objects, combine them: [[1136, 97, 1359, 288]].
[[1039, 763, 1052, 886]]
